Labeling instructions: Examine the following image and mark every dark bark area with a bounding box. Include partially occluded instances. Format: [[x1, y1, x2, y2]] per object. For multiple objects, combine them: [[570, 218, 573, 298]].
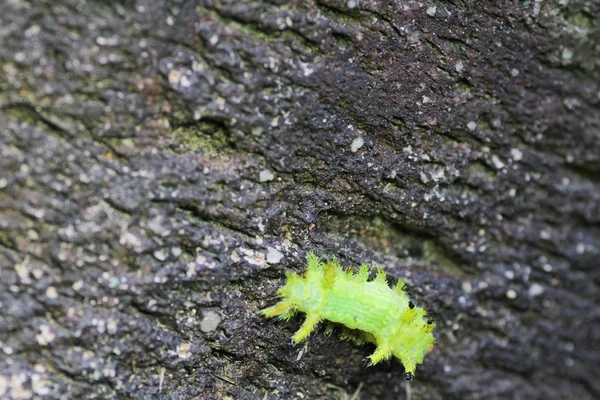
[[1, 0, 599, 399]]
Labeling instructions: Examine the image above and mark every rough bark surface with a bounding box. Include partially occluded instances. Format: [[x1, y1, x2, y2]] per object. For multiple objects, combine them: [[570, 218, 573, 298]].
[[1, 0, 599, 399]]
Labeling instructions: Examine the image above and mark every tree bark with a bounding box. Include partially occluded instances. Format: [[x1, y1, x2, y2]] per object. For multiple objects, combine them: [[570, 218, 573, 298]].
[[1, 0, 599, 399]]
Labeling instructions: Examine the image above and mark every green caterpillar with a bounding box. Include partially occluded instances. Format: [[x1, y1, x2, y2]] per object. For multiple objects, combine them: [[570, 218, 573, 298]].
[[261, 252, 435, 380]]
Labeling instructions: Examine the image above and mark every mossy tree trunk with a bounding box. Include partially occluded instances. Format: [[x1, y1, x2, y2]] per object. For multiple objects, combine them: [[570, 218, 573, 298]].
[[1, 1, 599, 399]]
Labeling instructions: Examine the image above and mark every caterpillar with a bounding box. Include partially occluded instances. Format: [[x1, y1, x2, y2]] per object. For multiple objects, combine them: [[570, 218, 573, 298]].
[[261, 252, 435, 380]]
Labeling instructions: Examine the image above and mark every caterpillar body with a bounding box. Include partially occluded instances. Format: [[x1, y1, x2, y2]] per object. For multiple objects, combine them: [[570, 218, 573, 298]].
[[261, 252, 435, 380]]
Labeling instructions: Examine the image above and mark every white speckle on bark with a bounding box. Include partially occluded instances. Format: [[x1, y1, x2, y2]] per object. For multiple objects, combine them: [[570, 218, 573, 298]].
[[25, 25, 41, 38], [506, 289, 517, 299], [45, 287, 58, 299], [259, 169, 275, 182], [300, 62, 314, 77], [564, 342, 575, 352], [510, 148, 523, 161], [350, 136, 364, 153], [107, 318, 118, 334], [240, 248, 266, 267], [200, 311, 222, 333], [120, 231, 143, 251], [561, 48, 574, 60], [171, 247, 182, 257], [528, 283, 544, 297], [195, 254, 207, 265], [148, 216, 169, 236], [266, 247, 284, 264], [153, 250, 167, 261], [466, 121, 477, 131], [186, 263, 197, 278], [168, 69, 182, 86], [36, 325, 56, 346], [31, 375, 50, 396], [426, 6, 437, 16], [15, 259, 31, 284], [491, 155, 505, 170], [462, 281, 472, 293], [455, 61, 464, 72], [177, 342, 192, 359]]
